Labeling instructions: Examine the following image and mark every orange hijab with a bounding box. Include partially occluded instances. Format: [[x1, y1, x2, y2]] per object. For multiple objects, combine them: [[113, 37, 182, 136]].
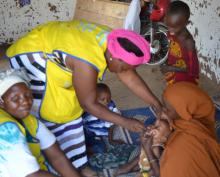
[[160, 82, 220, 177], [163, 81, 216, 138]]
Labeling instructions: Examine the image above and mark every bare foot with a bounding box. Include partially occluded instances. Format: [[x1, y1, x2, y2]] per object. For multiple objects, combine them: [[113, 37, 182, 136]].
[[116, 165, 134, 176], [116, 157, 139, 176]]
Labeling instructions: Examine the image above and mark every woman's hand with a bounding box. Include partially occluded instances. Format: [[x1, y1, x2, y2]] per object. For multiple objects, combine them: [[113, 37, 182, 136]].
[[124, 118, 145, 133]]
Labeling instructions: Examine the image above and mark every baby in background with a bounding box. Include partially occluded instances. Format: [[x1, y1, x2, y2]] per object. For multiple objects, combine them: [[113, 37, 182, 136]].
[[83, 83, 121, 155]]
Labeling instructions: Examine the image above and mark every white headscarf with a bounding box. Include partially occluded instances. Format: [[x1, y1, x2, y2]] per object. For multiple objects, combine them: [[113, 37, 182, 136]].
[[0, 68, 30, 97]]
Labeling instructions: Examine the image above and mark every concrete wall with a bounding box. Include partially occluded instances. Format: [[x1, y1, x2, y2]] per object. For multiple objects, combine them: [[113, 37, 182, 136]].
[[0, 0, 77, 44], [0, 0, 219, 83], [183, 0, 220, 83]]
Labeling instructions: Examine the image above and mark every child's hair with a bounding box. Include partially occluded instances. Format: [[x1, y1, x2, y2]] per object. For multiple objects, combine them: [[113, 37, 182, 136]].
[[117, 37, 144, 57], [167, 1, 190, 21], [97, 83, 111, 94]]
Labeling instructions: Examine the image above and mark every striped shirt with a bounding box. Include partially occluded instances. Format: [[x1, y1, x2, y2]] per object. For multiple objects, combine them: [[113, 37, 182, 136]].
[[83, 101, 120, 136]]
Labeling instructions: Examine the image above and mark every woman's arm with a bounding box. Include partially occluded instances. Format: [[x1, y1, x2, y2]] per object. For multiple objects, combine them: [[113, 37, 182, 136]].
[[117, 69, 162, 114], [67, 58, 145, 133], [43, 142, 82, 177], [37, 121, 81, 177]]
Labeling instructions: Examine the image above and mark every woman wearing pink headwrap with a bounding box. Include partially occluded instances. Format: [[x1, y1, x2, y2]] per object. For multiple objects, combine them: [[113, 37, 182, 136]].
[[3, 20, 162, 176]]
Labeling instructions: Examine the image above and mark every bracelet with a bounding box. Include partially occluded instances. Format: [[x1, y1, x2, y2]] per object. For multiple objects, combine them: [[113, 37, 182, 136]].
[[149, 159, 158, 163]]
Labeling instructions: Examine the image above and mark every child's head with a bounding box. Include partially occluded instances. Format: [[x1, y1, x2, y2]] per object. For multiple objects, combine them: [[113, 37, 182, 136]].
[[150, 119, 172, 144], [96, 83, 111, 106], [0, 69, 33, 120], [164, 1, 190, 36]]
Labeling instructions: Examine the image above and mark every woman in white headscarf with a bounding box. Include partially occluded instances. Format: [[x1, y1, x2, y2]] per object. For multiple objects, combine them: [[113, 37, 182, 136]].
[[0, 69, 82, 177]]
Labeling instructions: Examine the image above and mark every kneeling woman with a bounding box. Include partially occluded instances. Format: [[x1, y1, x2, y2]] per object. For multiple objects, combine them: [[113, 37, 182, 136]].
[[160, 82, 220, 177]]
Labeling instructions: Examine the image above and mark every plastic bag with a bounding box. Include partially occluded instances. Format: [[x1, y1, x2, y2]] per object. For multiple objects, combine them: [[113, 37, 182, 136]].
[[123, 0, 141, 34]]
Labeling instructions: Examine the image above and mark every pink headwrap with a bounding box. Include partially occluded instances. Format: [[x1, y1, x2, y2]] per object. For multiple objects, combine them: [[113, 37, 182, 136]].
[[107, 29, 150, 65]]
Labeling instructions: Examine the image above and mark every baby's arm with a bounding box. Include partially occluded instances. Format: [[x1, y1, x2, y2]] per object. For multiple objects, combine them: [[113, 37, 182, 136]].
[[141, 134, 160, 177], [143, 144, 160, 176], [152, 145, 164, 159]]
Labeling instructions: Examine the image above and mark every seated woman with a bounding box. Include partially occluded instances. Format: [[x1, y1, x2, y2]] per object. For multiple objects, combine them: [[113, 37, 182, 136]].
[[117, 82, 220, 177], [159, 82, 220, 177], [0, 69, 81, 177]]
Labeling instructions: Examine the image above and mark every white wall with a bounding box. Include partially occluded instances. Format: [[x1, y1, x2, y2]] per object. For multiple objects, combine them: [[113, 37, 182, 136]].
[[183, 0, 220, 83], [0, 0, 77, 44], [0, 0, 219, 83]]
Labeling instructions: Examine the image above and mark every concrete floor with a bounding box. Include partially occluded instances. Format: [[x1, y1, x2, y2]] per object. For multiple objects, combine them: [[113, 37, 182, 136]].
[[104, 65, 220, 110]]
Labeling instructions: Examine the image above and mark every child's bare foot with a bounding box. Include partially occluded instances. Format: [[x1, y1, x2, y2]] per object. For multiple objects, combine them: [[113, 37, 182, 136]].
[[116, 157, 139, 176], [116, 164, 134, 176]]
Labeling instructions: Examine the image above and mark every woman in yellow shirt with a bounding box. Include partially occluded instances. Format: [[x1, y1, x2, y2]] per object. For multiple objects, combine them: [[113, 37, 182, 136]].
[[5, 20, 162, 174]]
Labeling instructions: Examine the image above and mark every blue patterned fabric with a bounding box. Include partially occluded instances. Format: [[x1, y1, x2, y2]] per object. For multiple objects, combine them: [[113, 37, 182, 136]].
[[83, 101, 118, 136]]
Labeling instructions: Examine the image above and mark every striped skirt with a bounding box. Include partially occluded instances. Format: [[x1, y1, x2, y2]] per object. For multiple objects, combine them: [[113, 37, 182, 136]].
[[9, 52, 88, 168], [43, 118, 87, 168]]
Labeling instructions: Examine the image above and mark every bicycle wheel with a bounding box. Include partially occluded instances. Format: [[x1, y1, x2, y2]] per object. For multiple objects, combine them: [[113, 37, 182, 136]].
[[141, 23, 169, 65]]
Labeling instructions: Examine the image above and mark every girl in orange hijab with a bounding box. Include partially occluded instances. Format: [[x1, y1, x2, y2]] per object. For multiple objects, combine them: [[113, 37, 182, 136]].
[[160, 81, 220, 177]]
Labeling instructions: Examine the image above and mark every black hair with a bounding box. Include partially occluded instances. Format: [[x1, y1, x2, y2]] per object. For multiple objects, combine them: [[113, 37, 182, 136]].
[[167, 1, 190, 21], [97, 83, 110, 94], [117, 37, 144, 57]]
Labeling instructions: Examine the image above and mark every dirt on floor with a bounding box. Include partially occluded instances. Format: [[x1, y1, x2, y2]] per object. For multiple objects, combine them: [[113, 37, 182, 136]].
[[103, 65, 220, 110]]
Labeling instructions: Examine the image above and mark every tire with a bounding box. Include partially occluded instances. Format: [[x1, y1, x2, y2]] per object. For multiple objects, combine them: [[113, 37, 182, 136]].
[[141, 23, 169, 65]]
